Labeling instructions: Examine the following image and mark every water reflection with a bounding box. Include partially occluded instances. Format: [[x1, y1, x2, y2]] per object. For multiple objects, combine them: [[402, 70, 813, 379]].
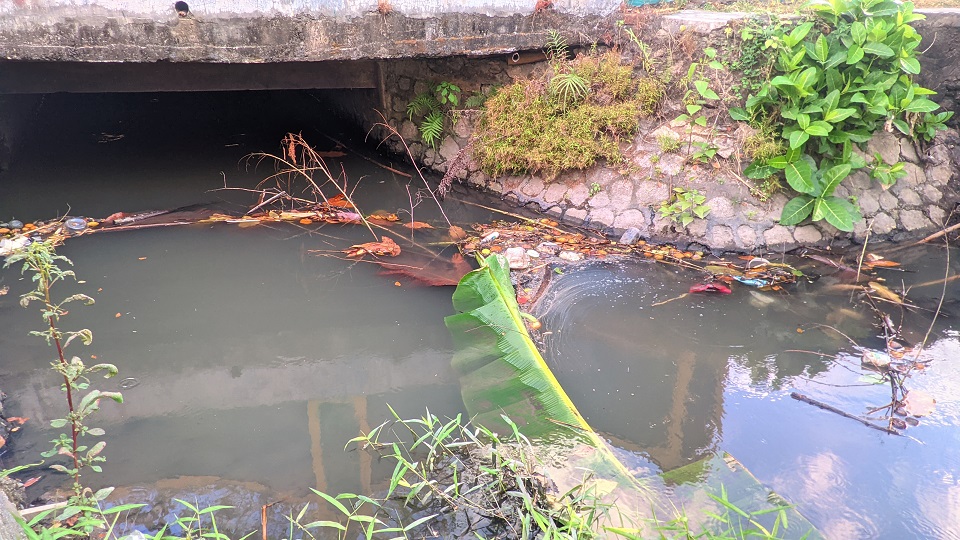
[[535, 250, 960, 539]]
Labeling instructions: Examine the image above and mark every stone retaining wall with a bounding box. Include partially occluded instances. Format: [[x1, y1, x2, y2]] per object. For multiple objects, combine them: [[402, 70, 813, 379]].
[[364, 10, 960, 252]]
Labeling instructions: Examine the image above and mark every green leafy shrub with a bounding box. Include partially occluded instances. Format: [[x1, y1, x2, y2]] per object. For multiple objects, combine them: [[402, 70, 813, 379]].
[[730, 0, 953, 231], [406, 81, 461, 148], [659, 187, 711, 227]]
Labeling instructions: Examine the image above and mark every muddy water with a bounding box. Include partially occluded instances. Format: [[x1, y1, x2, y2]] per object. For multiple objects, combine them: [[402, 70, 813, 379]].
[[534, 251, 960, 539], [2, 92, 959, 539], [0, 92, 492, 528]]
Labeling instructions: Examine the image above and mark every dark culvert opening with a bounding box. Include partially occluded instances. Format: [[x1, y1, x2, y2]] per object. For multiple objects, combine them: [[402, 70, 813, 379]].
[[0, 87, 392, 221]]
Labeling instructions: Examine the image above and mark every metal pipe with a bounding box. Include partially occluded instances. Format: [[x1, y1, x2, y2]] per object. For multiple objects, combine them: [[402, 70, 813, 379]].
[[507, 50, 547, 65]]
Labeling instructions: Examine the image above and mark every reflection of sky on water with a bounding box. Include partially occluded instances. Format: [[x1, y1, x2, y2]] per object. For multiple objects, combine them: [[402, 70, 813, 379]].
[[537, 253, 960, 540], [723, 335, 960, 540]]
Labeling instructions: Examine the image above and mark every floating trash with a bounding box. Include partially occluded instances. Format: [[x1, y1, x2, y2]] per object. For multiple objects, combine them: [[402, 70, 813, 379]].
[[64, 218, 88, 234]]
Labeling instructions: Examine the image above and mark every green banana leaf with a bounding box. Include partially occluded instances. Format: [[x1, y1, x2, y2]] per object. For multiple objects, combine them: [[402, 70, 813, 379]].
[[444, 254, 821, 538], [444, 254, 643, 486], [444, 253, 589, 438]]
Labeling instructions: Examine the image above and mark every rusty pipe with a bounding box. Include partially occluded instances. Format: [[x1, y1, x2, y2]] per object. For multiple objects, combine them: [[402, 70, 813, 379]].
[[507, 50, 547, 65]]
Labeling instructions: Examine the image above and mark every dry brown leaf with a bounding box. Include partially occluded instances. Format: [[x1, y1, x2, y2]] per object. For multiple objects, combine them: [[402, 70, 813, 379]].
[[403, 221, 434, 230], [448, 225, 468, 241], [326, 194, 355, 209], [868, 282, 903, 304], [344, 236, 401, 258]]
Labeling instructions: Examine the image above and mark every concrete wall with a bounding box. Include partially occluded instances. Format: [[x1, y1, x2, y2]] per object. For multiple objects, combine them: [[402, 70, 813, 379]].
[[0, 0, 619, 64]]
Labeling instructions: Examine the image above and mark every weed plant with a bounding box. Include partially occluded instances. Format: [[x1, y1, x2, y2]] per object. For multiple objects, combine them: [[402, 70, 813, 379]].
[[473, 39, 662, 178]]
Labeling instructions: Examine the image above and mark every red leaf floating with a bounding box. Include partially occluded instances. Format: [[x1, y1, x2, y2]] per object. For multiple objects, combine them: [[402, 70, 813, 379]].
[[689, 282, 732, 294]]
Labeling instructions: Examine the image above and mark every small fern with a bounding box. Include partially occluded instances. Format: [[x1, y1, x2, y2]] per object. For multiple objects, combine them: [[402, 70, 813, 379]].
[[549, 73, 588, 111], [545, 30, 569, 63], [419, 110, 445, 148], [406, 92, 440, 121]]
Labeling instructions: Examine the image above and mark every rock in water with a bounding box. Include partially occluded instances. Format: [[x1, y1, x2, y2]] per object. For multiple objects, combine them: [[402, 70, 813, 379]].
[[619, 227, 643, 245]]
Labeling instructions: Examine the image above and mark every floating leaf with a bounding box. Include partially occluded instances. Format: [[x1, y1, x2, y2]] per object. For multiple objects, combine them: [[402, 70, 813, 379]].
[[868, 282, 902, 304], [903, 390, 936, 416], [403, 221, 435, 230], [344, 236, 401, 258]]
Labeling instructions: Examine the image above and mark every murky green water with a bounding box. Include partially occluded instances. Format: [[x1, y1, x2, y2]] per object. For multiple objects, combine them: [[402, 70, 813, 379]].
[[2, 92, 960, 539]]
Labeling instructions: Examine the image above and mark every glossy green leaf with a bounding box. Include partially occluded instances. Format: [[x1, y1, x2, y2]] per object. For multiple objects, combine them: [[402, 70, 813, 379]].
[[817, 196, 859, 231], [780, 196, 815, 225], [785, 159, 815, 193], [904, 98, 939, 113], [863, 41, 895, 58], [789, 130, 810, 150], [821, 163, 852, 196], [900, 56, 921, 75], [729, 107, 750, 121]]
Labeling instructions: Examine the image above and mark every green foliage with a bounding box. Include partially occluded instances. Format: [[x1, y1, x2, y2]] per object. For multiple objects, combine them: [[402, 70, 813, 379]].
[[658, 133, 683, 152], [545, 30, 570, 64], [405, 81, 461, 148], [659, 188, 711, 227], [728, 19, 783, 98], [4, 241, 121, 508], [4, 241, 125, 539], [730, 0, 953, 231], [869, 151, 908, 185], [589, 182, 602, 196], [475, 47, 656, 178], [689, 141, 719, 164], [776, 160, 861, 230], [550, 72, 590, 111]]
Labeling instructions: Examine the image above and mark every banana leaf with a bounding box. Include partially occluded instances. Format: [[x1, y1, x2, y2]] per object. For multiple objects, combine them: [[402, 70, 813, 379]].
[[444, 254, 821, 538], [444, 254, 642, 486]]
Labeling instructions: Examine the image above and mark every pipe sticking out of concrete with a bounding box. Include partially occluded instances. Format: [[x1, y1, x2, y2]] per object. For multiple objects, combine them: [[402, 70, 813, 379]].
[[507, 50, 547, 65]]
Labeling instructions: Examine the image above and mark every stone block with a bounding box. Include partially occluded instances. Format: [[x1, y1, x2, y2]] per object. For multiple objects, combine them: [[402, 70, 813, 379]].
[[613, 209, 646, 230], [520, 178, 545, 197], [563, 207, 588, 226], [399, 120, 418, 141], [686, 218, 708, 237], [922, 185, 942, 203], [543, 182, 566, 204], [926, 163, 955, 186], [608, 180, 635, 211], [900, 209, 931, 231], [928, 205, 947, 226], [736, 225, 758, 249], [565, 184, 591, 207], [858, 192, 880, 215], [634, 181, 670, 206], [901, 139, 921, 164], [438, 136, 461, 164], [899, 188, 921, 207], [879, 191, 899, 211], [763, 224, 795, 247], [872, 212, 897, 234], [793, 225, 823, 244], [708, 225, 736, 249], [705, 196, 735, 219], [588, 191, 611, 208], [867, 131, 901, 165], [588, 208, 615, 227]]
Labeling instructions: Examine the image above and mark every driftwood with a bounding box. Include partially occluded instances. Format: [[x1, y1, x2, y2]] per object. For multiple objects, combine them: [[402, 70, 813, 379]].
[[791, 392, 901, 435]]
